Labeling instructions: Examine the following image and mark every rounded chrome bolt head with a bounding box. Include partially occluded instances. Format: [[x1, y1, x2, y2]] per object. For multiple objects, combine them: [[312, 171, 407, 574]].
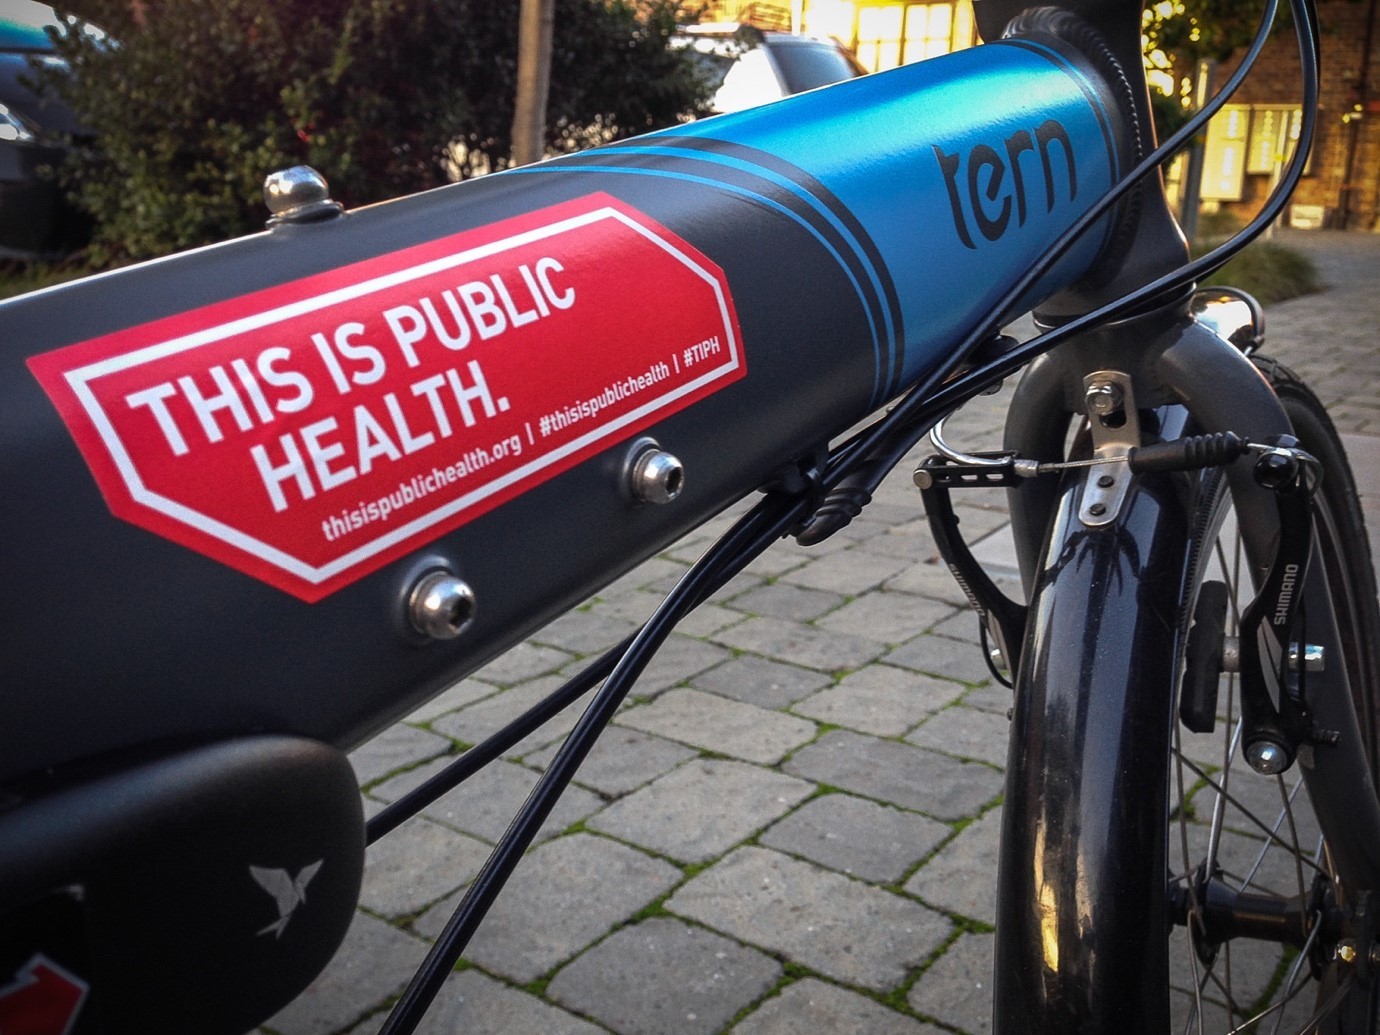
[[264, 166, 330, 215], [408, 570, 477, 640], [1085, 380, 1124, 417], [1245, 738, 1290, 775], [630, 447, 685, 505], [1255, 448, 1301, 490]]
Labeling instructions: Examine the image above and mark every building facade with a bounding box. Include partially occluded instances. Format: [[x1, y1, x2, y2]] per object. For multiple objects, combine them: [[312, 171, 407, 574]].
[[699, 0, 1380, 231], [700, 1, 978, 67], [1204, 0, 1380, 230]]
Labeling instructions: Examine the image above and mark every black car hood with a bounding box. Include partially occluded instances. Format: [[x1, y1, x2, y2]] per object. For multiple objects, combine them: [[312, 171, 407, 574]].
[[0, 51, 84, 138]]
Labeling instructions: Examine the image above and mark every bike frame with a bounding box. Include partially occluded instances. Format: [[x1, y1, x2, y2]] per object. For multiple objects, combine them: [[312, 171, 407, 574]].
[[3, 0, 1373, 1032], [2, 26, 1132, 782]]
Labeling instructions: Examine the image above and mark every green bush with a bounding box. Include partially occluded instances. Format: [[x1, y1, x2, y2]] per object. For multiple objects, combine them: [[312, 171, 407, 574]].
[[1202, 240, 1321, 306], [1192, 208, 1246, 243], [46, 0, 707, 264]]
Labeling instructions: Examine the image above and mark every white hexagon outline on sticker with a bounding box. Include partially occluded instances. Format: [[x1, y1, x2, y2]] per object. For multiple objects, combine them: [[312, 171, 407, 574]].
[[60, 206, 741, 587]]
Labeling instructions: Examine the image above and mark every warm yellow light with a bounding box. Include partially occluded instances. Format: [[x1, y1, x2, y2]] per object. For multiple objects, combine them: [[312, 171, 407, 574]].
[[800, 0, 854, 39], [1148, 68, 1177, 96], [1040, 880, 1060, 973]]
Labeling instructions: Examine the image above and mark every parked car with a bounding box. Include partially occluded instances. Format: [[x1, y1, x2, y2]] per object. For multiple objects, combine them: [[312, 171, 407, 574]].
[[0, 1, 101, 259], [676, 23, 867, 116]]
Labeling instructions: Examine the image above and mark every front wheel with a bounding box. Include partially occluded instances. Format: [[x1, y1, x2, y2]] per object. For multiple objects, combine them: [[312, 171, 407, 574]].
[[1166, 360, 1380, 1032], [993, 357, 1380, 1033]]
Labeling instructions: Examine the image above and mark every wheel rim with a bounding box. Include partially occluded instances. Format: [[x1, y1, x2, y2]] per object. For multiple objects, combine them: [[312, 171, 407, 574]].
[[1168, 433, 1379, 1033]]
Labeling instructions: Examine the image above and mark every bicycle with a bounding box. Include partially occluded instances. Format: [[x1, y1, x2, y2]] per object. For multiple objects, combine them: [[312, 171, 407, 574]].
[[2, 0, 1377, 1031]]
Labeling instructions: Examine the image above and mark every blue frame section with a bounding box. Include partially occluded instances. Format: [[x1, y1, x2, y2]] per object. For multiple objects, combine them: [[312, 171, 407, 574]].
[[515, 39, 1125, 404]]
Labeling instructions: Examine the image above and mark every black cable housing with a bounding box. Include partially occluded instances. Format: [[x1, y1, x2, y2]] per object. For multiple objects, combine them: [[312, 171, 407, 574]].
[[815, 0, 1318, 509]]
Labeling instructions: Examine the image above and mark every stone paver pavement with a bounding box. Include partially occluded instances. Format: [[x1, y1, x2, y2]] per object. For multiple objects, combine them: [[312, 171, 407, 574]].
[[259, 230, 1380, 1034]]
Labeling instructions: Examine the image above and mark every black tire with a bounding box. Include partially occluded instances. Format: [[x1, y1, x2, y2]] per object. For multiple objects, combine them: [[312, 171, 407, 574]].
[[1165, 357, 1380, 1032]]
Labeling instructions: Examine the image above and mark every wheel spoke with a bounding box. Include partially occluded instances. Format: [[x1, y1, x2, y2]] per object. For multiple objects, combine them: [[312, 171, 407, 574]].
[[1171, 753, 1330, 880], [1165, 361, 1380, 1034]]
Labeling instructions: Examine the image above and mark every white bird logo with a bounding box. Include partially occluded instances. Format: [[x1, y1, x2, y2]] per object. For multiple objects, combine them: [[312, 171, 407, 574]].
[[249, 861, 323, 939]]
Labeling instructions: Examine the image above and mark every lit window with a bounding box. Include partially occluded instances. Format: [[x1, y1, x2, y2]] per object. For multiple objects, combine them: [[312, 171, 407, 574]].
[[903, 2, 952, 63], [855, 5, 903, 72], [852, 2, 976, 72]]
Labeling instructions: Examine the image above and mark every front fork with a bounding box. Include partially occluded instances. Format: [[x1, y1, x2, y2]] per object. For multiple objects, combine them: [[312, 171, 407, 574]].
[[920, 301, 1380, 1031], [919, 415, 1326, 778]]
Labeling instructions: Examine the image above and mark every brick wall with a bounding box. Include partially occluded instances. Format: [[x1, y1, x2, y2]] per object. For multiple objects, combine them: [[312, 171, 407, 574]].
[[1217, 0, 1380, 229]]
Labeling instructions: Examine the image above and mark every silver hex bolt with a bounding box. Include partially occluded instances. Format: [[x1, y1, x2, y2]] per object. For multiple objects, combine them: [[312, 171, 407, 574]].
[[263, 165, 343, 226], [628, 442, 685, 505], [1245, 739, 1290, 775], [408, 570, 477, 640], [1085, 379, 1125, 417]]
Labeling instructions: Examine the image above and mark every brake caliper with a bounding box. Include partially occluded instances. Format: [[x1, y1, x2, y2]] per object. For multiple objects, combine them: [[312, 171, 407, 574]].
[[1235, 434, 1331, 775]]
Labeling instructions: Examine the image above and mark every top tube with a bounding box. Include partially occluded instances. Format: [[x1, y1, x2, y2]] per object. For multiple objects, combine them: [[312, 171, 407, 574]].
[[0, 11, 1146, 777], [517, 33, 1132, 397]]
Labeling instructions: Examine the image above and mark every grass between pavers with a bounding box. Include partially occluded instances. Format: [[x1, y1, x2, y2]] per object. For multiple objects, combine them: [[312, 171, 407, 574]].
[[551, 788, 980, 1027], [795, 779, 851, 801], [358, 742, 466, 795], [580, 854, 697, 926], [1168, 762, 1219, 824], [774, 955, 980, 1035], [894, 794, 1005, 893], [719, 959, 959, 1035], [365, 792, 990, 1035], [881, 921, 995, 1034], [718, 961, 821, 1031], [347, 546, 1001, 1030]]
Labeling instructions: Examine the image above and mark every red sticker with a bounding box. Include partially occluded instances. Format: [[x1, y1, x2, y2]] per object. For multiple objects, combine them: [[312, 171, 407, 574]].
[[0, 955, 88, 1035], [28, 194, 745, 601]]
